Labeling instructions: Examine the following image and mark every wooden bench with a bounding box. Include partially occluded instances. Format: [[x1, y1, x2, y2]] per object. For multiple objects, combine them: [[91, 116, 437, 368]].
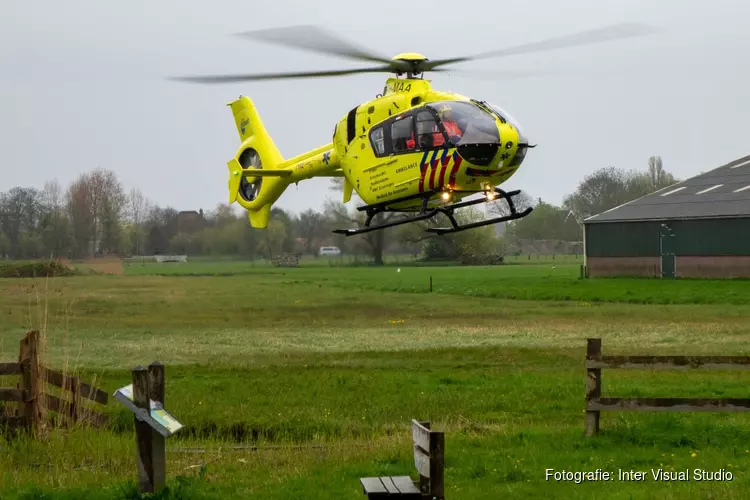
[[360, 420, 444, 499]]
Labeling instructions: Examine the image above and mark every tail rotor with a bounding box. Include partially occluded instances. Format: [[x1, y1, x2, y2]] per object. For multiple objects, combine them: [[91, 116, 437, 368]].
[[239, 148, 263, 202]]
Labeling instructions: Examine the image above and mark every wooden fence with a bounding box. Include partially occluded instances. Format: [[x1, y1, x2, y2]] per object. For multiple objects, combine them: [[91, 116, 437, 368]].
[[0, 330, 108, 432], [585, 337, 750, 436]]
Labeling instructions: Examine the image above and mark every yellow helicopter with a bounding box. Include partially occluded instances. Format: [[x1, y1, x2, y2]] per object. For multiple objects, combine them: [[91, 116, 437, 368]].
[[173, 23, 657, 236]]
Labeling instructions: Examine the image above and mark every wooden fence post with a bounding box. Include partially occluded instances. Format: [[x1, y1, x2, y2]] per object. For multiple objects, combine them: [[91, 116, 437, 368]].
[[133, 366, 155, 493], [585, 338, 602, 437], [18, 330, 40, 433], [431, 430, 445, 500], [148, 362, 166, 491], [71, 378, 81, 425]]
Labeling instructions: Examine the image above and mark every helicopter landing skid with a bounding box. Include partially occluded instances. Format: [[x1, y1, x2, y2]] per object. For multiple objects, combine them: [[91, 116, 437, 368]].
[[331, 188, 533, 237], [331, 191, 439, 236], [424, 187, 533, 235]]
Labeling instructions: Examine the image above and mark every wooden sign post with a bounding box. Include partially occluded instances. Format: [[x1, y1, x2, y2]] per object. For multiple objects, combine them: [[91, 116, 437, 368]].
[[114, 362, 183, 493], [133, 366, 156, 492]]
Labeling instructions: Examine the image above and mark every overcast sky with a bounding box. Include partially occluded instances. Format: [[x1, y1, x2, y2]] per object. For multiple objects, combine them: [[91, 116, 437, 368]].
[[2, 0, 749, 217]]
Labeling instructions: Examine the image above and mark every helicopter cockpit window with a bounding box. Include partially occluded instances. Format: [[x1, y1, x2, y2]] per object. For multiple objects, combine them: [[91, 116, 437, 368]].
[[428, 101, 500, 145], [415, 110, 445, 149], [370, 126, 385, 156], [391, 116, 416, 153]]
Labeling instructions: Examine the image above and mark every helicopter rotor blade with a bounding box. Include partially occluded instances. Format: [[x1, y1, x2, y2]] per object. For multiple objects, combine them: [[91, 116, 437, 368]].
[[169, 23, 659, 84], [233, 25, 393, 65], [436, 68, 566, 79], [170, 65, 395, 84], [422, 22, 659, 70]]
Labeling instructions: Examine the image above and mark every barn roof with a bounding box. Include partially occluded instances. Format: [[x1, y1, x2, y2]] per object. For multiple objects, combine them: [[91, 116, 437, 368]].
[[584, 154, 750, 223]]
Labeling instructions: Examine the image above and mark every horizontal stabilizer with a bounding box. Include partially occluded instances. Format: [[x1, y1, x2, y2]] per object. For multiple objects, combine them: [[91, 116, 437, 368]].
[[241, 169, 293, 177]]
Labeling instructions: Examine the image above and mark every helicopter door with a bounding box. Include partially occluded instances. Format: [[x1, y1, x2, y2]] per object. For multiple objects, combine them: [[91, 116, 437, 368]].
[[369, 108, 447, 158]]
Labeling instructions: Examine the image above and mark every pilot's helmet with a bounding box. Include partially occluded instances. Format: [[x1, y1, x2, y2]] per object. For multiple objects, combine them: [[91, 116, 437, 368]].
[[437, 103, 453, 119]]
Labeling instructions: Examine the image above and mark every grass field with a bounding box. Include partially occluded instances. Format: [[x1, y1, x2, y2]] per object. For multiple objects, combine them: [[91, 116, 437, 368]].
[[1, 260, 750, 498]]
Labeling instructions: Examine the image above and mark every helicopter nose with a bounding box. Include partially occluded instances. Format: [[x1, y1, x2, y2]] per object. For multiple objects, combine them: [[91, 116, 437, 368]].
[[511, 144, 529, 167], [497, 121, 530, 168], [487, 102, 529, 145]]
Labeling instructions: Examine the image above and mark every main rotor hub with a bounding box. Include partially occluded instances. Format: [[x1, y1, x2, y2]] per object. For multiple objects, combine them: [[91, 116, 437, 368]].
[[391, 52, 428, 77], [391, 52, 428, 63]]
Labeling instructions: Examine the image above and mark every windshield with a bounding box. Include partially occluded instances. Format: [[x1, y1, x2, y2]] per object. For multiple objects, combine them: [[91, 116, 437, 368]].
[[427, 100, 500, 145], [484, 102, 529, 144]]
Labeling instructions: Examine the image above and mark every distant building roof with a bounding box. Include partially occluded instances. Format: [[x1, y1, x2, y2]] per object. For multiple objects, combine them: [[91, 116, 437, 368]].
[[176, 209, 206, 233], [584, 154, 750, 223]]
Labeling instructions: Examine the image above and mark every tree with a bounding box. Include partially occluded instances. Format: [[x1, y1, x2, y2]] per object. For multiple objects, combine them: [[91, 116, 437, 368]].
[[562, 161, 679, 221], [506, 200, 581, 241], [89, 169, 126, 255], [420, 207, 499, 262], [238, 217, 258, 258], [207, 203, 237, 229], [63, 168, 126, 257], [268, 207, 295, 254], [486, 190, 536, 218], [327, 179, 394, 265], [146, 225, 167, 255], [43, 180, 63, 210], [321, 200, 352, 255], [65, 175, 94, 257], [40, 206, 71, 259], [562, 167, 629, 221], [147, 206, 179, 253], [647, 156, 675, 188], [296, 209, 326, 255], [255, 219, 287, 259], [128, 188, 150, 255], [450, 207, 499, 263], [0, 187, 44, 258]]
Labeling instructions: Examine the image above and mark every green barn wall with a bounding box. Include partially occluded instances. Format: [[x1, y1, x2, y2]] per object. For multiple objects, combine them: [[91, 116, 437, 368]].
[[585, 221, 662, 257], [585, 218, 750, 257]]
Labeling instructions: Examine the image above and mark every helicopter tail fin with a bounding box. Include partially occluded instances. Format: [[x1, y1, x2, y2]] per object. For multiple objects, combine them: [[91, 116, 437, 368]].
[[229, 95, 282, 151], [227, 96, 287, 229]]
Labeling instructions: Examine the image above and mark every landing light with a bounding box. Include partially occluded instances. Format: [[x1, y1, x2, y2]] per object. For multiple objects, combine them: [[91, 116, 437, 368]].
[[441, 191, 452, 202], [486, 191, 496, 201]]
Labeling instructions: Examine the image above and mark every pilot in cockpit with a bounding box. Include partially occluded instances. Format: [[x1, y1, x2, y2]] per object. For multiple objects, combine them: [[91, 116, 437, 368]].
[[437, 105, 463, 143]]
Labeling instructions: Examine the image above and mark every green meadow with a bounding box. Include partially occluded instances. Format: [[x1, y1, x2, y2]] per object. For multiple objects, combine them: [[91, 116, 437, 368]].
[[1, 260, 749, 499]]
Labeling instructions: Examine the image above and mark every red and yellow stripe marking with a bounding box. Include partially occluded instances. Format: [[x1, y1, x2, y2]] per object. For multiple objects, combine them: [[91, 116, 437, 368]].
[[419, 149, 463, 192]]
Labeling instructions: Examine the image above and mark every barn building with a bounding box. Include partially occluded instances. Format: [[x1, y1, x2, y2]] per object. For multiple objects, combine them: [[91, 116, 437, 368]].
[[583, 155, 750, 278]]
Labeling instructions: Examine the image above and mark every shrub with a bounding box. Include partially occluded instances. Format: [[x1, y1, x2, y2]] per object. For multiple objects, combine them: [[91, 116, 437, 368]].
[[459, 254, 504, 266], [0, 260, 78, 278]]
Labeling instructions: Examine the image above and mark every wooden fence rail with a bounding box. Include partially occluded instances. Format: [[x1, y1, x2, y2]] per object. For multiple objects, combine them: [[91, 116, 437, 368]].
[[0, 330, 108, 433], [585, 337, 750, 436]]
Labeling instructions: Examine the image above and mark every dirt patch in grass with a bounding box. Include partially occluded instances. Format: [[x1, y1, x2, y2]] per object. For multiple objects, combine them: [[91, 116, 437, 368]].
[[68, 256, 125, 275]]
